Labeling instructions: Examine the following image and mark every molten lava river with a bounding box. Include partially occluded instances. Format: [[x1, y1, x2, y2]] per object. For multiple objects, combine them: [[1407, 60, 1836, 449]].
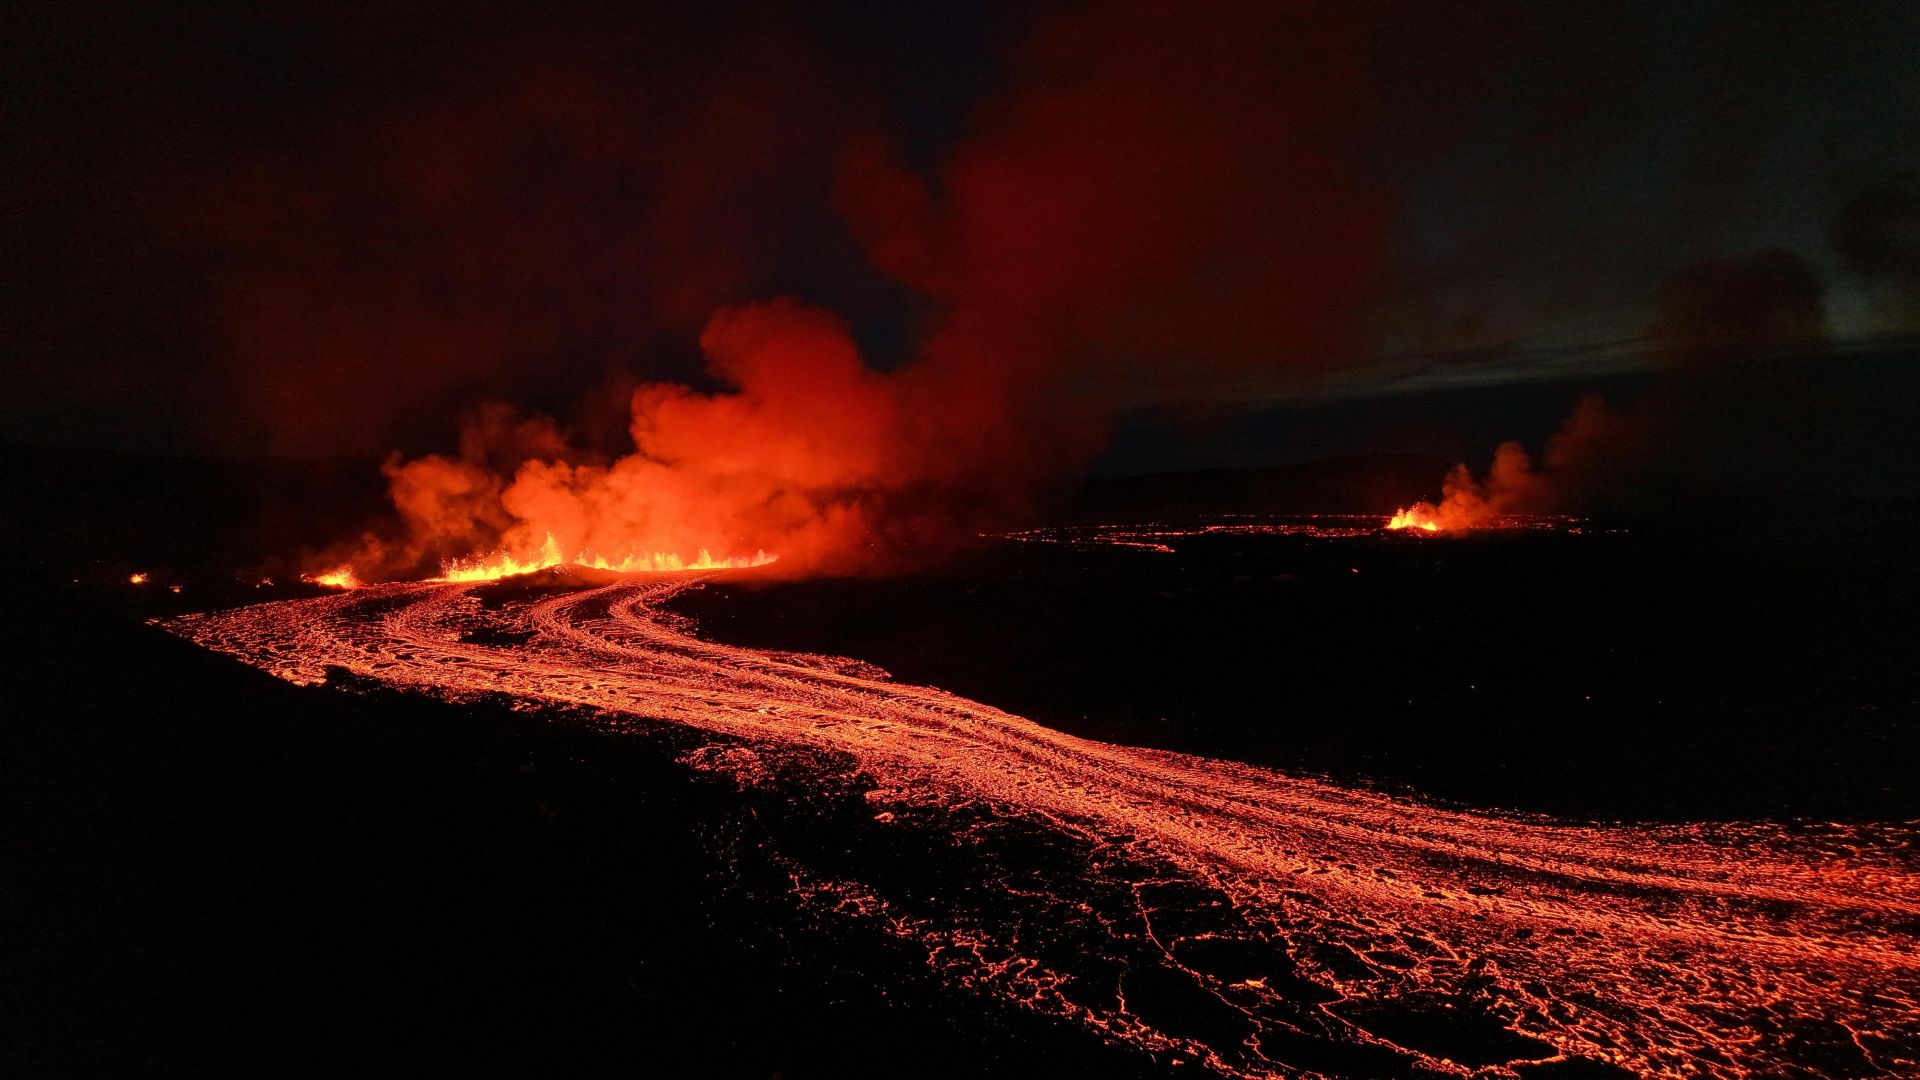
[[166, 573, 1918, 1078]]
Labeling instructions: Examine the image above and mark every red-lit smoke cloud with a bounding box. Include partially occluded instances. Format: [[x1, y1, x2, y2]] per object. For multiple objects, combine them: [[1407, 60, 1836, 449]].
[[839, 1, 1385, 398], [1399, 396, 1644, 529], [317, 1, 1392, 578]]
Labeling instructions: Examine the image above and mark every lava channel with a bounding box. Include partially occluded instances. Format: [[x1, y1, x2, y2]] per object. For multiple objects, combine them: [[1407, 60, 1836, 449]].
[[165, 575, 1920, 1078]]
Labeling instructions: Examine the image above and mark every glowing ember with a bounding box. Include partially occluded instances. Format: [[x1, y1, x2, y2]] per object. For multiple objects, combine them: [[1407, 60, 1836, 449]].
[[128, 572, 148, 584], [433, 531, 776, 583], [167, 575, 1920, 1077], [304, 566, 362, 589]]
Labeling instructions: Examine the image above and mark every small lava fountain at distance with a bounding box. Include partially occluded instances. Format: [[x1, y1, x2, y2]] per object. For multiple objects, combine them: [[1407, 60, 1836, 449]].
[[1385, 503, 1445, 532], [302, 566, 362, 589]]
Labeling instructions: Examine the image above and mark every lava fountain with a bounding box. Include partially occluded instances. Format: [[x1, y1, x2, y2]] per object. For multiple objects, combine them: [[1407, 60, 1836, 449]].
[[303, 566, 363, 589], [162, 566, 1920, 1078], [432, 531, 776, 583], [1385, 504, 1444, 532]]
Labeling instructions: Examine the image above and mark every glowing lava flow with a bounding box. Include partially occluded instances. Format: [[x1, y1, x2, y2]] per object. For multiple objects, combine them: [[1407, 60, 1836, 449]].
[[434, 531, 776, 582], [997, 516, 1394, 551], [166, 578, 1919, 1078]]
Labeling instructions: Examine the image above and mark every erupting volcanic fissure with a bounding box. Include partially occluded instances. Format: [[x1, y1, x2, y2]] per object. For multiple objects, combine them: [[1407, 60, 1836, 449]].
[[302, 567, 362, 589], [1384, 505, 1443, 532], [1388, 397, 1643, 533], [32, 0, 1920, 1071], [433, 531, 775, 583], [316, 297, 1100, 584], [167, 568, 1920, 1078], [284, 0, 1396, 588], [1385, 442, 1548, 533]]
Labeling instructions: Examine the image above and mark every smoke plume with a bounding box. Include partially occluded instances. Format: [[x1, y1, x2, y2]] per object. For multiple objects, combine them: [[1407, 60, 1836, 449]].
[[317, 1, 1390, 579], [1407, 248, 1832, 527]]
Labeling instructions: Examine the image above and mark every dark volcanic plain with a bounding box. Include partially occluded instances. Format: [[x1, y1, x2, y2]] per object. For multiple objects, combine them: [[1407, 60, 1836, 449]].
[[671, 519, 1920, 823]]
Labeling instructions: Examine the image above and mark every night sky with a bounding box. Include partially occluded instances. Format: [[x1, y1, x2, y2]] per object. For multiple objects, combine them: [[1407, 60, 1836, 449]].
[[7, 0, 1918, 490]]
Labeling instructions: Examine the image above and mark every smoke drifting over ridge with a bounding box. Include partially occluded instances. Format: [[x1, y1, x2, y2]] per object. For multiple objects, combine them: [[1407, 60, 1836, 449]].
[[1402, 248, 1842, 527]]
